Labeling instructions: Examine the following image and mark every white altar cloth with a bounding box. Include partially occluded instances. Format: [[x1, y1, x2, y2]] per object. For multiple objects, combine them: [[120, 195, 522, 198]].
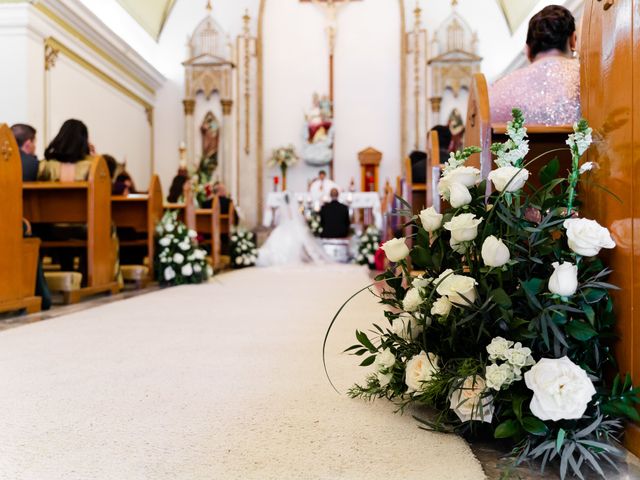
[[263, 192, 383, 230]]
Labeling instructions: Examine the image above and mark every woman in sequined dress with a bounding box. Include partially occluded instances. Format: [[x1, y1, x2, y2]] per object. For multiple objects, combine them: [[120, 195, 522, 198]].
[[490, 5, 580, 126]]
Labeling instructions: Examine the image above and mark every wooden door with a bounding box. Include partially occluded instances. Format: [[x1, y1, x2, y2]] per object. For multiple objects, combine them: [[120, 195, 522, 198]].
[[580, 0, 640, 454]]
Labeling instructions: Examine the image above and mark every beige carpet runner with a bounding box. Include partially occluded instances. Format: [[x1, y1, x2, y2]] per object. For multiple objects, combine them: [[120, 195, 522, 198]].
[[0, 265, 484, 479]]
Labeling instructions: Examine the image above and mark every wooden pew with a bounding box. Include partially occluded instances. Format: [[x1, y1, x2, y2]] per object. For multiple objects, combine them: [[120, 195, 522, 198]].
[[0, 124, 41, 314], [195, 195, 221, 270], [219, 198, 236, 238], [403, 156, 427, 214], [111, 174, 164, 280], [426, 129, 442, 211], [465, 73, 573, 184], [164, 180, 196, 232], [579, 0, 640, 455], [23, 156, 119, 303]]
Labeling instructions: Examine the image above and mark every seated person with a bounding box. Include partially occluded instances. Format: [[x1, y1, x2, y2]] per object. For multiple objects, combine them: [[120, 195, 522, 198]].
[[167, 167, 189, 203], [309, 170, 340, 200], [113, 173, 135, 196], [409, 150, 427, 184], [320, 188, 350, 239], [490, 5, 580, 125], [11, 123, 39, 181], [38, 119, 92, 181]]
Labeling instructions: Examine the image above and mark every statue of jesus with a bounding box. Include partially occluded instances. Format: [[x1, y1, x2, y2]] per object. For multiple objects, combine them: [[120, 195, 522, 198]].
[[199, 110, 220, 179]]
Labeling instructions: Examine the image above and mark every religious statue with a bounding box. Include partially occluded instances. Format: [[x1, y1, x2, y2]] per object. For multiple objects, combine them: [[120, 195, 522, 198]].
[[448, 108, 465, 153], [302, 93, 334, 166], [198, 110, 220, 180]]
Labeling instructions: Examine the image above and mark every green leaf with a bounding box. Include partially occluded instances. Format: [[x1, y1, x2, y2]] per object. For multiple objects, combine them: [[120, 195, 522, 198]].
[[566, 320, 598, 341], [539, 157, 560, 186], [522, 417, 549, 436], [491, 288, 512, 308], [410, 246, 431, 268], [355, 330, 376, 352], [582, 304, 596, 326], [359, 355, 376, 367], [582, 288, 607, 304], [494, 419, 520, 439], [556, 428, 566, 453], [512, 396, 524, 421]]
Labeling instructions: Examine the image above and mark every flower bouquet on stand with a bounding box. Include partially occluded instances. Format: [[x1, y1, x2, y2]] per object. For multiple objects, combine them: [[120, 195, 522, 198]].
[[230, 227, 258, 268], [330, 110, 640, 479], [307, 210, 323, 237], [267, 145, 298, 191], [155, 211, 212, 286], [355, 226, 381, 269]]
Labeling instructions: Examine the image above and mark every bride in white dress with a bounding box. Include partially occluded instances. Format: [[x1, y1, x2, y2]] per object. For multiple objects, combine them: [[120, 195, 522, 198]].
[[256, 194, 332, 267]]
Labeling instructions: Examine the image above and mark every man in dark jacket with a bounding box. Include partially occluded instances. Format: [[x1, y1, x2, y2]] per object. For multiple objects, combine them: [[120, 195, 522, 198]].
[[11, 124, 39, 181], [320, 188, 350, 238]]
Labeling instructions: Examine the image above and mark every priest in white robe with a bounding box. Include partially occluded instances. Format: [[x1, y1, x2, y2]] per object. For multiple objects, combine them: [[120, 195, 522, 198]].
[[309, 170, 341, 202]]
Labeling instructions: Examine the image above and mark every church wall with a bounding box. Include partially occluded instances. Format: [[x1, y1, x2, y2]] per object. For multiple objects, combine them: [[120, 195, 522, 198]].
[[48, 54, 152, 187]]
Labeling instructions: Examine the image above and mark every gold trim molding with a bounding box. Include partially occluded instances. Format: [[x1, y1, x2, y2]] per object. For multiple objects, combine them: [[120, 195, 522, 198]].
[[35, 2, 155, 96], [45, 43, 59, 70], [183, 99, 196, 116], [44, 37, 152, 110]]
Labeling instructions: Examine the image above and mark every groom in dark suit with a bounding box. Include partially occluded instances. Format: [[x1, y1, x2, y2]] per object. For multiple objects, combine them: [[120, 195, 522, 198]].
[[320, 188, 350, 238]]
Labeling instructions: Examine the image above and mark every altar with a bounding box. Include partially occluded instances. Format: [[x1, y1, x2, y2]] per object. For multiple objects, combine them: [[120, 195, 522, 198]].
[[263, 192, 383, 230]]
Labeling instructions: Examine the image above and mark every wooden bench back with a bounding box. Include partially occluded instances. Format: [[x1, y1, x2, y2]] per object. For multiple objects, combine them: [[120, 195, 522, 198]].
[[23, 156, 113, 288], [579, 0, 640, 453], [111, 174, 164, 277], [0, 124, 26, 302], [195, 195, 221, 268], [427, 129, 441, 210]]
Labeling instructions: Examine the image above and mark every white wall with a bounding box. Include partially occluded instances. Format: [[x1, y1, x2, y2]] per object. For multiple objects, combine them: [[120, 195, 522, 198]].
[[48, 55, 152, 186]]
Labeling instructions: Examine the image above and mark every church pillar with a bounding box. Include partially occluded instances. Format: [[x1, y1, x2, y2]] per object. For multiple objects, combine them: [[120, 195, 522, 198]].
[[221, 99, 233, 191], [183, 99, 196, 168]]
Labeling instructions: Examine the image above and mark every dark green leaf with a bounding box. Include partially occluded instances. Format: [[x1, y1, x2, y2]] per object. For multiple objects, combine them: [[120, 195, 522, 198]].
[[522, 416, 550, 436], [359, 355, 376, 367], [494, 419, 520, 439], [566, 320, 598, 341], [491, 288, 512, 308]]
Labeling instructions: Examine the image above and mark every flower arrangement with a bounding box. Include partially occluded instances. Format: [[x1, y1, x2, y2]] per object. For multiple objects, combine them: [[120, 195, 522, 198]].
[[155, 211, 212, 285], [267, 145, 298, 190], [332, 110, 639, 479], [355, 226, 381, 269], [230, 227, 258, 268], [307, 210, 323, 237]]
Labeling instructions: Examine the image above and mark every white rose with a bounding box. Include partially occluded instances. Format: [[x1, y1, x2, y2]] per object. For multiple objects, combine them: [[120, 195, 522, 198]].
[[163, 266, 176, 281], [486, 336, 513, 361], [179, 241, 191, 251], [419, 207, 443, 232], [485, 363, 515, 391], [402, 287, 423, 312], [392, 315, 423, 341], [382, 237, 410, 262], [488, 166, 530, 192], [412, 276, 432, 290], [450, 237, 467, 254], [524, 356, 596, 421], [548, 261, 579, 297], [405, 351, 439, 393], [444, 213, 483, 242], [164, 223, 175, 233], [443, 166, 481, 187], [481, 236, 511, 268], [159, 237, 171, 247], [188, 229, 198, 238], [435, 272, 478, 306], [448, 182, 472, 208], [563, 218, 616, 257], [181, 263, 193, 276], [431, 296, 452, 316], [450, 376, 494, 423], [235, 257, 243, 265], [173, 253, 184, 264], [374, 348, 396, 388], [194, 263, 202, 273], [366, 254, 375, 264], [504, 342, 535, 371]]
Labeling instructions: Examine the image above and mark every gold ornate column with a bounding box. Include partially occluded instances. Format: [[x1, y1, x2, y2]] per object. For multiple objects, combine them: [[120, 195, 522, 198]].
[[183, 99, 196, 167]]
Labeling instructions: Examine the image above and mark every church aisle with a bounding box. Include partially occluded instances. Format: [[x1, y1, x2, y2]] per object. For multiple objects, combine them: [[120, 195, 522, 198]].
[[0, 266, 484, 480]]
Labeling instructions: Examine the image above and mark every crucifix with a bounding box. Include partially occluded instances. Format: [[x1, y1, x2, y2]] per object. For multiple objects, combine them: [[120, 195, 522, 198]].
[[301, 0, 360, 104]]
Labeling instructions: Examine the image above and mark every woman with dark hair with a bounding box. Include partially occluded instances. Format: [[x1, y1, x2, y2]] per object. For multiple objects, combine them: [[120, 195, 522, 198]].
[[490, 5, 580, 125], [38, 119, 93, 181]]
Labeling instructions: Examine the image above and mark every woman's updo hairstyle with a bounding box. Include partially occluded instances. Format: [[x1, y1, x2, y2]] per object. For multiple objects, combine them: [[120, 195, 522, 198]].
[[526, 5, 576, 59]]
